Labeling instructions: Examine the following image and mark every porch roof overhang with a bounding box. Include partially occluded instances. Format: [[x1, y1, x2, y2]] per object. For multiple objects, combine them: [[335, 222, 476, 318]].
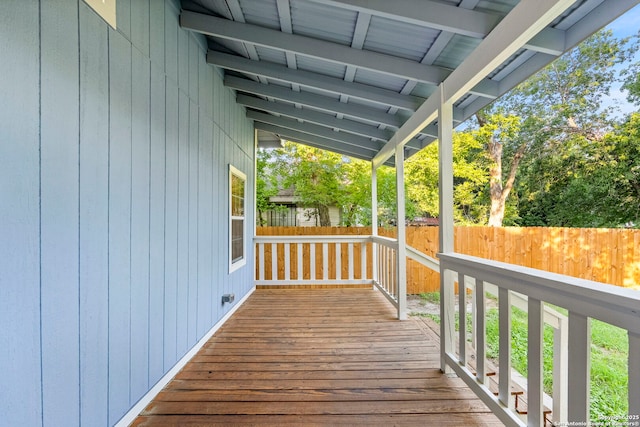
[[180, 0, 639, 166]]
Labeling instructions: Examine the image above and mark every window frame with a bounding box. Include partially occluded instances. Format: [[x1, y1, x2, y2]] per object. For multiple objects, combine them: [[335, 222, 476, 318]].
[[229, 164, 247, 273]]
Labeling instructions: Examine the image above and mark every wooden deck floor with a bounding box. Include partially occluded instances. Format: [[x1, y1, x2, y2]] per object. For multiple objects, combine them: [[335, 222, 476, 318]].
[[132, 289, 502, 426]]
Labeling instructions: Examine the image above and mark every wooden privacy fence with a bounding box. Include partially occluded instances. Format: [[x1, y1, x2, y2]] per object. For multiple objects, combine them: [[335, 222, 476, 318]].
[[256, 226, 640, 294]]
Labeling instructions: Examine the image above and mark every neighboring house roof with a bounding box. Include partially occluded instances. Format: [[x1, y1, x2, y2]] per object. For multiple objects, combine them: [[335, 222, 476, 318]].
[[269, 187, 299, 204], [181, 0, 636, 166]]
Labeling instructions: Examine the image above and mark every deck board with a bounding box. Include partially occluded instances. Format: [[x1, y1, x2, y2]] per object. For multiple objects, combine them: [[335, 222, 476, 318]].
[[132, 289, 501, 426]]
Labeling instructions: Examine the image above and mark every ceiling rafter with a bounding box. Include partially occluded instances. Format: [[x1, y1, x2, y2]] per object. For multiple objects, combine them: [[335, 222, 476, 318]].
[[254, 122, 392, 163], [225, 75, 405, 128], [181, 10, 499, 99], [208, 51, 423, 111], [247, 110, 384, 151], [237, 94, 393, 141], [225, 75, 461, 136]]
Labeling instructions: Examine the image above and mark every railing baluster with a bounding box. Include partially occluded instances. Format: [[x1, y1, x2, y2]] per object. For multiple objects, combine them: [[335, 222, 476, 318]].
[[441, 268, 456, 374], [336, 243, 341, 281], [527, 297, 544, 427], [310, 243, 316, 280], [297, 243, 303, 281], [498, 287, 512, 409], [271, 243, 278, 281], [476, 279, 486, 384], [284, 243, 290, 281], [630, 332, 640, 416], [458, 273, 467, 367], [322, 243, 328, 281], [348, 242, 354, 280], [361, 243, 366, 281], [553, 314, 568, 424], [258, 243, 265, 281], [380, 246, 385, 288], [391, 249, 397, 299], [568, 312, 590, 423]]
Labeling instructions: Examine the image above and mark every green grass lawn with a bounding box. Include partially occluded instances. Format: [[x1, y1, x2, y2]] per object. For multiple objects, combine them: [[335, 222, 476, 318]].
[[411, 292, 629, 419]]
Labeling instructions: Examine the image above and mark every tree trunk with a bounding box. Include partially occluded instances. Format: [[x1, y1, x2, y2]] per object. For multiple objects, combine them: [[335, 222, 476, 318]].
[[477, 113, 527, 227], [317, 205, 331, 226]]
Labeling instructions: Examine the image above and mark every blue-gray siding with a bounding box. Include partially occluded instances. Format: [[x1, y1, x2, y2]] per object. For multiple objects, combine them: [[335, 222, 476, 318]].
[[0, 1, 256, 426]]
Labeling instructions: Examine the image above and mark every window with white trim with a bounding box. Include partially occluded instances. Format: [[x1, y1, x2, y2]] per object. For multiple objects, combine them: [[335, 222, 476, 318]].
[[229, 165, 246, 272]]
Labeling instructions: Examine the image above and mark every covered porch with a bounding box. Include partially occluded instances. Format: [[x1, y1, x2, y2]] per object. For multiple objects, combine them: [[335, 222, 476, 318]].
[[2, 0, 639, 426], [133, 288, 502, 426]]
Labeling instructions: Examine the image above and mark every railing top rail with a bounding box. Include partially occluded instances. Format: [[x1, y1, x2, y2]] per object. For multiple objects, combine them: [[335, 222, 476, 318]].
[[254, 235, 372, 244], [370, 235, 398, 249], [406, 244, 439, 272], [439, 252, 640, 333]]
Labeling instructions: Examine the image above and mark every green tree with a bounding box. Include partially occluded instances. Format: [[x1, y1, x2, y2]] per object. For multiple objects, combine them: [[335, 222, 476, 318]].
[[621, 32, 640, 105], [256, 148, 280, 226], [479, 30, 633, 226], [406, 131, 489, 224], [273, 142, 347, 226]]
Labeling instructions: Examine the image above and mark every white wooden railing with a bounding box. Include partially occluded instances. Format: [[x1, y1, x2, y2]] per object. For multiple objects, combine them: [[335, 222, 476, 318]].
[[254, 235, 403, 310], [255, 235, 640, 425], [254, 235, 372, 286], [439, 252, 640, 427], [371, 236, 399, 307]]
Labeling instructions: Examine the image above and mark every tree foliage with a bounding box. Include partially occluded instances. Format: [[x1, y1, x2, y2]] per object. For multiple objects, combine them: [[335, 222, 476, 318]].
[[406, 132, 489, 224], [476, 29, 636, 226]]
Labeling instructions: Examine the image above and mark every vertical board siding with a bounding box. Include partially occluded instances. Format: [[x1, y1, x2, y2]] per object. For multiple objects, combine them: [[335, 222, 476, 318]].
[[79, 4, 110, 424], [130, 47, 151, 403], [176, 90, 190, 358], [40, 0, 81, 424], [108, 28, 133, 425], [148, 65, 167, 385], [164, 81, 179, 371], [198, 115, 214, 338], [0, 1, 42, 426], [0, 1, 255, 425], [188, 100, 200, 343]]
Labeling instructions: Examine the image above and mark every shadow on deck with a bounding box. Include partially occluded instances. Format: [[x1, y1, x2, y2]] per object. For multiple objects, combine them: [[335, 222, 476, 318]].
[[132, 288, 501, 426]]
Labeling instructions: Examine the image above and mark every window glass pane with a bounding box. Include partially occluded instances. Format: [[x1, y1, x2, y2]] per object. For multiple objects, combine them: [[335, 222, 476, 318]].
[[230, 165, 245, 270], [231, 219, 244, 262]]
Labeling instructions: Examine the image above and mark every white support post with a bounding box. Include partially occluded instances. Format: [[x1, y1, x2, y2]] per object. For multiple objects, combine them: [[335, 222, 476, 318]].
[[438, 84, 455, 373], [527, 298, 544, 427], [567, 312, 590, 424], [371, 162, 378, 286], [395, 144, 407, 320]]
